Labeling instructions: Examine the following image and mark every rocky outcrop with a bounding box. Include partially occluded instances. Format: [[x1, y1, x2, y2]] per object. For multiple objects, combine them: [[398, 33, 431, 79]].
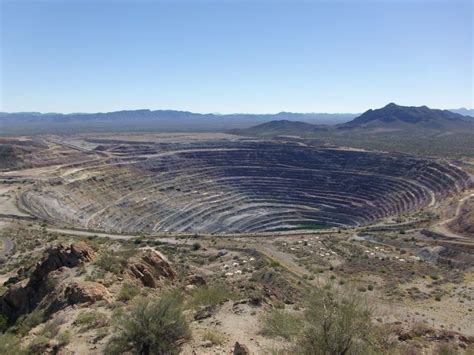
[[126, 249, 176, 288], [0, 242, 95, 322], [65, 281, 109, 305], [187, 274, 206, 286], [30, 241, 95, 283], [194, 305, 217, 321]]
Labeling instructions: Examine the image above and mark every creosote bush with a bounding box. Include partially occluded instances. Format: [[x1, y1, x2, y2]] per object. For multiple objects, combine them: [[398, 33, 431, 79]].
[[95, 253, 127, 275], [297, 284, 376, 355], [106, 290, 190, 355]]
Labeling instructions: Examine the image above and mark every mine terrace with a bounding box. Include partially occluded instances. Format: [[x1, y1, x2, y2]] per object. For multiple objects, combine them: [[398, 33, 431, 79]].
[[13, 133, 471, 235]]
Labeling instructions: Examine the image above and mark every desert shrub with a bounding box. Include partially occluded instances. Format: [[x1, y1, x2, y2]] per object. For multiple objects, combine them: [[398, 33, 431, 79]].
[[190, 285, 230, 308], [269, 260, 281, 268], [56, 330, 72, 346], [28, 335, 50, 353], [261, 309, 303, 340], [0, 333, 25, 354], [38, 318, 61, 338], [106, 291, 190, 354], [435, 343, 458, 355], [118, 283, 140, 302], [202, 330, 226, 345], [297, 285, 376, 355], [15, 309, 45, 336], [75, 310, 108, 332], [95, 253, 127, 275]]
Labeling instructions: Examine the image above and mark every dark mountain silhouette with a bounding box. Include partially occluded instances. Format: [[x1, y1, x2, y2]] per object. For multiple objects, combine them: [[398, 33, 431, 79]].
[[231, 120, 327, 136], [341, 103, 472, 130], [236, 103, 474, 137]]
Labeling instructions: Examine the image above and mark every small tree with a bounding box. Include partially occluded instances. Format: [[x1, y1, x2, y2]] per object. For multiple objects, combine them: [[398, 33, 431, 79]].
[[298, 284, 375, 355], [106, 291, 190, 355]]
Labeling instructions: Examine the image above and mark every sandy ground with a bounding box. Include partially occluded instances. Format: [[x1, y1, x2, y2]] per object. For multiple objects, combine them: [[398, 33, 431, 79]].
[[0, 185, 30, 217], [181, 301, 289, 354]]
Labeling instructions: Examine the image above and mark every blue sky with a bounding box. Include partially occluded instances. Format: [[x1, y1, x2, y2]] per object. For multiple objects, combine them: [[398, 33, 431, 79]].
[[1, 0, 472, 113]]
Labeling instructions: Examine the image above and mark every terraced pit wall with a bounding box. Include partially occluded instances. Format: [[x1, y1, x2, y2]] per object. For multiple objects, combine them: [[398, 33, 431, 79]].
[[20, 141, 472, 234]]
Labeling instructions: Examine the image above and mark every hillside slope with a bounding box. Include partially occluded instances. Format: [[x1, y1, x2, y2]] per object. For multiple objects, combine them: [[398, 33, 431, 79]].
[[341, 103, 472, 131]]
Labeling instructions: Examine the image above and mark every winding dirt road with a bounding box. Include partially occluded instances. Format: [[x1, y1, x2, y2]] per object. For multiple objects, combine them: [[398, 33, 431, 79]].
[[432, 191, 474, 239]]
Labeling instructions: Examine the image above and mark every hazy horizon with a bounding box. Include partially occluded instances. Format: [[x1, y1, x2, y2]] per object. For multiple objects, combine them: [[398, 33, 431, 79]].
[[0, 103, 472, 116]]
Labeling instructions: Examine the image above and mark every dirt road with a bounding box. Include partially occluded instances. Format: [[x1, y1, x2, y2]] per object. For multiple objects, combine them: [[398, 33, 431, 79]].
[[432, 191, 474, 239]]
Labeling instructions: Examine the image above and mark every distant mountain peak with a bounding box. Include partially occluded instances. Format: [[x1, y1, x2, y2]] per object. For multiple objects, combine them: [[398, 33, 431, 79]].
[[341, 103, 471, 130]]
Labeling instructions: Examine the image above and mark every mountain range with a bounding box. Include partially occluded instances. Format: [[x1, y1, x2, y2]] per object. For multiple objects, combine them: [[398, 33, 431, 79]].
[[1, 104, 472, 135], [236, 103, 474, 137], [0, 110, 356, 135]]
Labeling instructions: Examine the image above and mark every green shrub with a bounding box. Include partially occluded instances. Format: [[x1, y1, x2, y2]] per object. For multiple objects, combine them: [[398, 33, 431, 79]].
[[56, 330, 72, 346], [95, 253, 127, 275], [297, 285, 375, 355], [202, 330, 226, 345], [38, 319, 61, 338], [118, 283, 140, 302], [15, 309, 45, 336], [75, 310, 108, 332], [269, 260, 280, 268], [106, 291, 190, 354], [190, 285, 230, 308], [261, 309, 303, 341], [28, 335, 50, 353], [0, 333, 25, 354]]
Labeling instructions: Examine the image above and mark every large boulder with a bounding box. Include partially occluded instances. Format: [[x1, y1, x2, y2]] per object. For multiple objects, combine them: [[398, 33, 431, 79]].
[[126, 249, 176, 288], [65, 281, 110, 305], [187, 274, 206, 286]]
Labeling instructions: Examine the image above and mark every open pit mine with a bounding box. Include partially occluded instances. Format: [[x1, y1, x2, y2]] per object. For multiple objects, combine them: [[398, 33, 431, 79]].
[[17, 135, 471, 234]]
